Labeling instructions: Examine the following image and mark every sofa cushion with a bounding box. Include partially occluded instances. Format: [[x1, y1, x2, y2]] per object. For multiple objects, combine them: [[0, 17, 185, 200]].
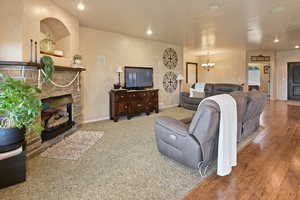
[[213, 84, 242, 93]]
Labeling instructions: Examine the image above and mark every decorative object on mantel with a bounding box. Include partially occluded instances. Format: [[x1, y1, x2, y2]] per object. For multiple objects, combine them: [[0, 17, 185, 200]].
[[114, 66, 123, 89], [30, 39, 33, 63], [40, 130, 104, 160], [40, 34, 55, 53], [41, 56, 55, 83], [201, 52, 215, 71], [73, 54, 82, 67], [250, 55, 270, 62], [163, 48, 178, 69], [35, 41, 38, 63], [176, 74, 184, 106], [163, 71, 178, 93]]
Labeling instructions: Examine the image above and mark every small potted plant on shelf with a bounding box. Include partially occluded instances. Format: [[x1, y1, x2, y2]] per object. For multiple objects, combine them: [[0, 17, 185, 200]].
[[73, 54, 82, 66], [0, 74, 43, 153]]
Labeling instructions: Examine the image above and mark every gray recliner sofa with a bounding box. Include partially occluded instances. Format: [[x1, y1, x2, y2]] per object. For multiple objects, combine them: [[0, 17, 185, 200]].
[[155, 91, 267, 169], [181, 83, 243, 110]]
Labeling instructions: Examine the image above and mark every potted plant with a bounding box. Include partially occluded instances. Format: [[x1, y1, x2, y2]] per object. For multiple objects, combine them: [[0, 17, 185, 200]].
[[41, 56, 55, 83], [73, 54, 82, 65], [0, 74, 43, 153]]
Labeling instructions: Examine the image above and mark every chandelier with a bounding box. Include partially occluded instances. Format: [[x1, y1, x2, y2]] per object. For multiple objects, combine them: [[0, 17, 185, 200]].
[[201, 52, 215, 71]]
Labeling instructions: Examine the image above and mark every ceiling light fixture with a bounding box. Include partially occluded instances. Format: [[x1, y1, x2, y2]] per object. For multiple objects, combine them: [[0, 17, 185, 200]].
[[295, 45, 300, 49], [201, 52, 215, 71], [273, 38, 279, 43], [146, 28, 153, 36], [77, 2, 85, 11]]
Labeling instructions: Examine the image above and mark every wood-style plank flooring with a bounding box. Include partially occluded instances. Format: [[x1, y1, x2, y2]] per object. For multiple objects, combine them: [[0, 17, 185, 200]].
[[183, 101, 300, 200]]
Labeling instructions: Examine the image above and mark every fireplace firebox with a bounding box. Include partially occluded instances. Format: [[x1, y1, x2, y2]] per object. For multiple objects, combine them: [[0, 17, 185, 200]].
[[41, 95, 75, 142]]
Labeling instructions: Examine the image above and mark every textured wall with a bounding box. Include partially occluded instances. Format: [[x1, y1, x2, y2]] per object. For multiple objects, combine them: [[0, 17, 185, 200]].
[[79, 27, 183, 122]]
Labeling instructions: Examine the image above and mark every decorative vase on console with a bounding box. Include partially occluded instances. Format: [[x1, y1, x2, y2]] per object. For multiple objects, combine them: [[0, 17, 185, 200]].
[[114, 66, 123, 89]]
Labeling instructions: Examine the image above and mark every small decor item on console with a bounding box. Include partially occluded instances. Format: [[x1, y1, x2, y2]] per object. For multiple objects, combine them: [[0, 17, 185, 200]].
[[163, 71, 178, 93], [113, 84, 121, 89], [41, 56, 55, 83], [162, 48, 178, 69], [114, 66, 123, 89]]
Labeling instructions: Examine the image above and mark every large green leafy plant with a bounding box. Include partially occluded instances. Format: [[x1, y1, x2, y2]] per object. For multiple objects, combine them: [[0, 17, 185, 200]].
[[0, 74, 43, 134], [41, 56, 55, 83]]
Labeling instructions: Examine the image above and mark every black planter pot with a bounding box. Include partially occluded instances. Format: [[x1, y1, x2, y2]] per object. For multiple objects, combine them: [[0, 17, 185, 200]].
[[0, 128, 25, 153]]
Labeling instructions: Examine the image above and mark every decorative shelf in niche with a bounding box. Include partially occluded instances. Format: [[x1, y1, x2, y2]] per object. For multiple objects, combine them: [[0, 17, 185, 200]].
[[40, 18, 71, 59], [40, 50, 64, 58]]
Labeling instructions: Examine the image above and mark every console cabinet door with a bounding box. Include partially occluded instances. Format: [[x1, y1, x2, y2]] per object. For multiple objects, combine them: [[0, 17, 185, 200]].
[[116, 102, 128, 116]]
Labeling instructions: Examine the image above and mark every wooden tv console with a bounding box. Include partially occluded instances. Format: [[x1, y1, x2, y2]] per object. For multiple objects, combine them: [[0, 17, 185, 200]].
[[109, 89, 159, 122]]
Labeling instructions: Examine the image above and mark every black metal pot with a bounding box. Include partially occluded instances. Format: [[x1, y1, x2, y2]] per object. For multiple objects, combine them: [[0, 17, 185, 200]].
[[0, 128, 25, 153]]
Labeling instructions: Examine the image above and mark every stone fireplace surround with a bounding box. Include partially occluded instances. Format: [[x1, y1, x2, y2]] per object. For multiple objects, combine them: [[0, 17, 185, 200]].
[[0, 61, 85, 158]]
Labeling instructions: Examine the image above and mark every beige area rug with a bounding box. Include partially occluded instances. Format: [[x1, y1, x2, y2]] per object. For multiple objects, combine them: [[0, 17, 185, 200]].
[[40, 130, 104, 160], [0, 108, 265, 200]]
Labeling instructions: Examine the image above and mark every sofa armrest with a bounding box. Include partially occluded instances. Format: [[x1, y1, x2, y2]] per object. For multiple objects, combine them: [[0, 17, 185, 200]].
[[155, 116, 189, 136]]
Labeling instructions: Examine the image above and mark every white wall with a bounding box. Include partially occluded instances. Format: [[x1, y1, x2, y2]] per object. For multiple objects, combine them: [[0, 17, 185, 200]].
[[22, 0, 79, 66], [198, 48, 247, 86], [0, 0, 23, 61], [183, 48, 200, 91], [276, 50, 300, 100], [0, 0, 79, 65], [79, 27, 183, 122]]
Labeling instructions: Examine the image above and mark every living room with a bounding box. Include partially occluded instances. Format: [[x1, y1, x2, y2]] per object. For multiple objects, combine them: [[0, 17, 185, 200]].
[[0, 0, 299, 200]]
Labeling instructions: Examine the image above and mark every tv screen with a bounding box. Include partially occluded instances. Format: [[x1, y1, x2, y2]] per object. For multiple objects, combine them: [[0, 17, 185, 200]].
[[125, 67, 153, 89]]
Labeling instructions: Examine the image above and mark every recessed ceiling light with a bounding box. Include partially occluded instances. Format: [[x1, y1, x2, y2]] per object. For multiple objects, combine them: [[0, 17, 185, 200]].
[[146, 29, 153, 36], [295, 45, 300, 49], [210, 5, 220, 11], [77, 2, 85, 11], [273, 38, 279, 43]]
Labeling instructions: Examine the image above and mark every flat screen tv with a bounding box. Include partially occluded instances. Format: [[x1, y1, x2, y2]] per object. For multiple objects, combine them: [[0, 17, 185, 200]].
[[124, 66, 153, 89]]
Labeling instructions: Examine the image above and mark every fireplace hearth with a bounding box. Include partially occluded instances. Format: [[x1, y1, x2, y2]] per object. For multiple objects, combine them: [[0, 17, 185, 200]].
[[41, 95, 75, 142]]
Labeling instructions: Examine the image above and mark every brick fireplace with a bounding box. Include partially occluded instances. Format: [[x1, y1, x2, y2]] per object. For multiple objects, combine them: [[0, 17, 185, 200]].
[[0, 61, 85, 158]]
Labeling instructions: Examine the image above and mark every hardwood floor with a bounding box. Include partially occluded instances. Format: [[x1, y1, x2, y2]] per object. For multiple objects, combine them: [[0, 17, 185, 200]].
[[183, 101, 300, 200]]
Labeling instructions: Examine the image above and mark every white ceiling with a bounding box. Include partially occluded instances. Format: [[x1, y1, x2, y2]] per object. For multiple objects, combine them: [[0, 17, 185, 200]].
[[52, 0, 300, 53]]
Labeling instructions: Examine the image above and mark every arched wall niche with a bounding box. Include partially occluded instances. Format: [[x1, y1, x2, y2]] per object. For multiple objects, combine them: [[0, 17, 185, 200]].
[[40, 17, 71, 58]]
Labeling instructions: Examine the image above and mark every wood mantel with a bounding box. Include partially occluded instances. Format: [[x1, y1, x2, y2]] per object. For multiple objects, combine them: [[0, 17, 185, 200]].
[[0, 61, 86, 72]]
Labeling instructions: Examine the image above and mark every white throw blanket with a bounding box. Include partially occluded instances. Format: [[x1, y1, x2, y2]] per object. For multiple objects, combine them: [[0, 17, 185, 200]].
[[199, 94, 237, 176]]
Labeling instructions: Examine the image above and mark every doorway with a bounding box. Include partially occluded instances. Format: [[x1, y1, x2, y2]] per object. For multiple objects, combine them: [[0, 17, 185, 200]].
[[288, 62, 300, 100], [248, 63, 271, 97]]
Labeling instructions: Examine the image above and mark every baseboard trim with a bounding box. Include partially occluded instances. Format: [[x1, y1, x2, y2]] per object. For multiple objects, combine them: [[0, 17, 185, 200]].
[[83, 116, 110, 124], [83, 104, 179, 124], [160, 104, 179, 109]]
